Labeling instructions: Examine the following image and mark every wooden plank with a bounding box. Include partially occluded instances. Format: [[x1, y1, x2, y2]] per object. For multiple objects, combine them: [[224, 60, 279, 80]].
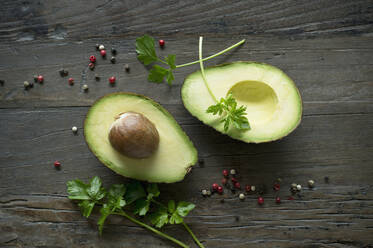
[[0, 0, 372, 42], [0, 36, 372, 113], [0, 107, 372, 247]]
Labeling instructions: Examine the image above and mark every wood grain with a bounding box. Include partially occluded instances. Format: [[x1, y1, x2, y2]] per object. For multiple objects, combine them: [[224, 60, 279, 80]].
[[0, 0, 373, 247]]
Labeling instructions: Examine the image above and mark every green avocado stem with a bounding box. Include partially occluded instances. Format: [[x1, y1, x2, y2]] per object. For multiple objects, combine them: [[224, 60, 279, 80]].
[[114, 211, 190, 248], [176, 39, 245, 68]]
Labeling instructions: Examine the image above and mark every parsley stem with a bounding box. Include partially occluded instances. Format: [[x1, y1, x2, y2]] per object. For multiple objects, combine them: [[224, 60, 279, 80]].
[[157, 58, 169, 66], [199, 36, 217, 103], [176, 39, 245, 68], [182, 221, 206, 248], [114, 211, 190, 248]]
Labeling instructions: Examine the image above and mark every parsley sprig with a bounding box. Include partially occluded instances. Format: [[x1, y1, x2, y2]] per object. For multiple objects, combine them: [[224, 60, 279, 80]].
[[67, 176, 204, 248], [198, 36, 250, 132], [136, 34, 245, 85]]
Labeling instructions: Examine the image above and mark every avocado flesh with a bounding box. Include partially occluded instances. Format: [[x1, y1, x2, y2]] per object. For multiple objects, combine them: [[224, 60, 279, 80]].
[[181, 62, 302, 143], [84, 92, 197, 183]]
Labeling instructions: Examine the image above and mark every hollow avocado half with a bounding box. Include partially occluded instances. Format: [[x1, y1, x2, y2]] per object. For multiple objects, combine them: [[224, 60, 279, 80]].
[[181, 61, 302, 143], [84, 92, 197, 183]]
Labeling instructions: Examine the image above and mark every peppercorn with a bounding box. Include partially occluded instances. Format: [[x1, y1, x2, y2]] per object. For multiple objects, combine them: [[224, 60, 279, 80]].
[[100, 49, 106, 57], [222, 169, 229, 177], [206, 190, 211, 196], [273, 183, 280, 191], [33, 75, 39, 82], [72, 126, 78, 133], [159, 39, 165, 47], [308, 180, 315, 188], [258, 196, 264, 205], [89, 62, 95, 70], [110, 56, 116, 64], [89, 55, 96, 63], [201, 189, 207, 196], [0, 79, 4, 85], [29, 80, 34, 88], [231, 177, 238, 183], [251, 185, 256, 192], [59, 69, 68, 77], [99, 44, 105, 50], [37, 75, 44, 83], [245, 185, 251, 192], [124, 63, 130, 72], [324, 176, 329, 183], [24, 81, 30, 89], [212, 183, 219, 191], [68, 78, 74, 85], [239, 193, 245, 200], [95, 74, 100, 81], [230, 169, 236, 175], [54, 161, 61, 168], [109, 76, 116, 84], [95, 44, 100, 50], [111, 47, 117, 55], [296, 184, 302, 191], [82, 84, 88, 91], [217, 186, 223, 194], [234, 182, 241, 189], [276, 197, 281, 204], [221, 178, 228, 185]]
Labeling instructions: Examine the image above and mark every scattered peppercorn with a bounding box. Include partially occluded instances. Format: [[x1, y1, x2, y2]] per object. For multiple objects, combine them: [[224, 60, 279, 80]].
[[29, 81, 34, 88], [230, 169, 236, 175], [109, 76, 116, 84], [275, 197, 281, 204], [37, 75, 44, 83], [72, 126, 78, 133], [33, 75, 39, 82], [234, 182, 241, 189], [239, 193, 245, 200], [124, 63, 130, 72], [110, 56, 116, 64], [324, 176, 329, 183], [99, 44, 105, 50], [24, 81, 30, 89], [308, 180, 315, 188], [201, 189, 207, 196], [89, 62, 95, 70], [235, 216, 240, 221], [95, 44, 100, 50], [258, 196, 264, 205], [273, 183, 280, 191], [54, 161, 61, 168], [68, 78, 74, 85], [206, 190, 211, 196], [95, 74, 100, 81], [100, 49, 107, 57], [89, 55, 96, 63], [217, 186, 223, 194], [251, 185, 256, 192], [222, 169, 229, 177], [82, 84, 88, 91], [221, 178, 228, 185], [111, 47, 117, 55], [245, 185, 251, 192], [212, 183, 219, 191], [231, 177, 238, 183], [59, 69, 68, 77], [296, 184, 302, 191], [159, 39, 165, 47], [0, 79, 4, 85]]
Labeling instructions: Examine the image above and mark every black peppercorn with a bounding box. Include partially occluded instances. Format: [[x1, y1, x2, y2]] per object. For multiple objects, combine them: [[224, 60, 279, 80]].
[[124, 63, 130, 72], [95, 44, 100, 50], [95, 74, 100, 81], [33, 75, 39, 82], [0, 79, 4, 85], [110, 56, 116, 64], [111, 47, 117, 55]]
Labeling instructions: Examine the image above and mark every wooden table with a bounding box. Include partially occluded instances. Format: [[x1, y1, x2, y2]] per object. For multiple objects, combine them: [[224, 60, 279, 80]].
[[1, 1, 373, 247]]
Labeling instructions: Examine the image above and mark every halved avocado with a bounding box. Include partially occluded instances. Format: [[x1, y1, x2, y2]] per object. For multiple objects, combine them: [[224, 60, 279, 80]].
[[84, 92, 197, 183], [181, 62, 302, 143]]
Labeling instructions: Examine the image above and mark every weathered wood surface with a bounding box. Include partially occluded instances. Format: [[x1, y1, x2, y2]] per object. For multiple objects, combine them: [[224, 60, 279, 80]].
[[1, 0, 373, 247]]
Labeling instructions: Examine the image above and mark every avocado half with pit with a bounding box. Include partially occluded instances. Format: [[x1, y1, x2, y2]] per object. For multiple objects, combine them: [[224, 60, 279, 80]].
[[84, 92, 197, 183], [181, 62, 302, 143]]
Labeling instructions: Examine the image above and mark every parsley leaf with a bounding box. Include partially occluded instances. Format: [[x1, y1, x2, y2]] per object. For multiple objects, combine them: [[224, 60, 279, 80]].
[[165, 54, 176, 69], [176, 201, 195, 217], [168, 200, 175, 213], [98, 203, 111, 235], [136, 35, 157, 65], [168, 201, 195, 224], [149, 208, 169, 228], [86, 176, 106, 201], [207, 93, 250, 132], [148, 65, 169, 83], [66, 179, 90, 200], [78, 200, 95, 218], [124, 181, 146, 204], [134, 198, 150, 216], [147, 183, 160, 199]]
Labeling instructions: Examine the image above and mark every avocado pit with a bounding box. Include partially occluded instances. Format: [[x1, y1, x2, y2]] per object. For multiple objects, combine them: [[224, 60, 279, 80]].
[[108, 111, 159, 159]]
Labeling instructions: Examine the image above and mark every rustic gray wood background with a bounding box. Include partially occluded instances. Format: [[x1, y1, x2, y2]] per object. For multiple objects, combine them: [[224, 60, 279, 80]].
[[1, 0, 373, 247]]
